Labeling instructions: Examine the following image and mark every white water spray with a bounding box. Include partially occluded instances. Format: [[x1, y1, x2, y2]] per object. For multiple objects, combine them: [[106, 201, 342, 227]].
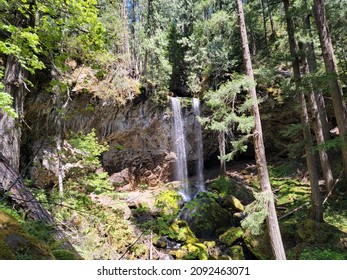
[[170, 97, 190, 201]]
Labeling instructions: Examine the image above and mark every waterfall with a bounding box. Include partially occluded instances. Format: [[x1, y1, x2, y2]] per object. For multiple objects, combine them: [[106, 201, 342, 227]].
[[170, 97, 190, 201], [192, 98, 205, 192]]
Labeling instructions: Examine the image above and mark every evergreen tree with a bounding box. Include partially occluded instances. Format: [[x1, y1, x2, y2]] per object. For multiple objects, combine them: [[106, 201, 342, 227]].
[[236, 0, 286, 260]]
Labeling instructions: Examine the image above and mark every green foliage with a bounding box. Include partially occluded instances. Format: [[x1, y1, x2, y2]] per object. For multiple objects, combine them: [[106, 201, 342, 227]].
[[155, 190, 182, 216], [81, 172, 113, 194], [298, 247, 347, 260], [68, 129, 108, 168], [201, 75, 255, 161], [209, 176, 237, 196], [314, 138, 343, 152], [219, 227, 243, 247], [241, 191, 273, 235], [0, 91, 17, 118]]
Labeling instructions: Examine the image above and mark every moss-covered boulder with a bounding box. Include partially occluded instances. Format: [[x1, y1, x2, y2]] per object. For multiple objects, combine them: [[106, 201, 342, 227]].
[[297, 219, 339, 244], [0, 210, 55, 260], [219, 227, 243, 247], [169, 220, 199, 243], [169, 249, 187, 260], [179, 192, 232, 238], [221, 195, 244, 212], [181, 243, 209, 260], [170, 243, 208, 260], [209, 176, 254, 205], [243, 229, 273, 260], [227, 245, 245, 260]]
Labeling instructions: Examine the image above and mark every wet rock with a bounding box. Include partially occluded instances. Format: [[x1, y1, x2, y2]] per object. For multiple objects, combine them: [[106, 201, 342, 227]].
[[25, 95, 218, 189]]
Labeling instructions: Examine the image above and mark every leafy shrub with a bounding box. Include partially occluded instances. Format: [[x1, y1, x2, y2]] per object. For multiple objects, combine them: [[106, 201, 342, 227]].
[[68, 129, 108, 168]]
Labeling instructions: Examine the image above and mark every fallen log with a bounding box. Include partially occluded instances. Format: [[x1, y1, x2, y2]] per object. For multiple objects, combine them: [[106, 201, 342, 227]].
[[278, 202, 310, 221], [0, 154, 81, 259]]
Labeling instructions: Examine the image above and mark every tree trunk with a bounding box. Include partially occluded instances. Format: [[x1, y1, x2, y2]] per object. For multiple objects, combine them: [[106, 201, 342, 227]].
[[302, 11, 333, 191], [0, 56, 26, 171], [260, 0, 268, 50], [0, 155, 81, 257], [267, 0, 276, 39], [54, 91, 64, 204], [312, 0, 347, 186], [218, 131, 226, 176], [122, 0, 131, 70], [283, 0, 323, 222], [236, 0, 286, 260]]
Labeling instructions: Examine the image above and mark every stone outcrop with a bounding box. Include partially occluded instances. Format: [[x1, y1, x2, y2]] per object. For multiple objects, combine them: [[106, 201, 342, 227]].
[[24, 93, 218, 188]]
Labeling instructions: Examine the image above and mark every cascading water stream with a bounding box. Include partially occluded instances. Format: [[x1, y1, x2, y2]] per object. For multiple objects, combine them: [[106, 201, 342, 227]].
[[192, 98, 205, 192], [170, 97, 190, 201]]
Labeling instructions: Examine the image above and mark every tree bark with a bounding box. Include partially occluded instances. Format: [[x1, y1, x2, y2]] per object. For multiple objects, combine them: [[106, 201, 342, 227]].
[[267, 0, 276, 39], [122, 0, 131, 70], [302, 11, 333, 191], [260, 0, 268, 50], [236, 0, 286, 260], [283, 0, 323, 222], [0, 56, 26, 170], [312, 0, 347, 186], [0, 155, 81, 257], [218, 131, 226, 176], [303, 8, 331, 141]]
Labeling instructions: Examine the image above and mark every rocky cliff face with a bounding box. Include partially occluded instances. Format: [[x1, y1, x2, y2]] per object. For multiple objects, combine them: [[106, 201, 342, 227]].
[[24, 93, 217, 189]]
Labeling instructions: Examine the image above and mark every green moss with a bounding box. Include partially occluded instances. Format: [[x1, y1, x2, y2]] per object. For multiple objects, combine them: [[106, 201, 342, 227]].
[[169, 249, 187, 260], [209, 176, 237, 196], [243, 229, 273, 260], [182, 192, 232, 238], [0, 220, 55, 260], [52, 249, 77, 260], [228, 245, 245, 260], [204, 240, 216, 249], [131, 244, 149, 259], [219, 227, 243, 247], [169, 220, 198, 243], [155, 190, 182, 216], [297, 219, 339, 244], [287, 243, 347, 260], [181, 243, 208, 260], [221, 195, 244, 212]]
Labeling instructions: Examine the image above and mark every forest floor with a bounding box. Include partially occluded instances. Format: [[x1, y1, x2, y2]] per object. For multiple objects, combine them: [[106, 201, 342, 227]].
[[1, 159, 346, 260]]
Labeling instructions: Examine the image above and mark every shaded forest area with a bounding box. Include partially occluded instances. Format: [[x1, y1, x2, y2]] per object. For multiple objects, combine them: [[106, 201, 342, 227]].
[[0, 0, 347, 260]]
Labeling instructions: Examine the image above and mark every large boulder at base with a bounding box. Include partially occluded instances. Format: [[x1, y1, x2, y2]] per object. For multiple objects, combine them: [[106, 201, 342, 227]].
[[179, 192, 233, 238]]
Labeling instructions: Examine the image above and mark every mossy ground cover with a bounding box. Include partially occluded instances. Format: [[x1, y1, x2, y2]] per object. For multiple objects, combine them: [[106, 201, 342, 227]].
[[0, 208, 55, 260]]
